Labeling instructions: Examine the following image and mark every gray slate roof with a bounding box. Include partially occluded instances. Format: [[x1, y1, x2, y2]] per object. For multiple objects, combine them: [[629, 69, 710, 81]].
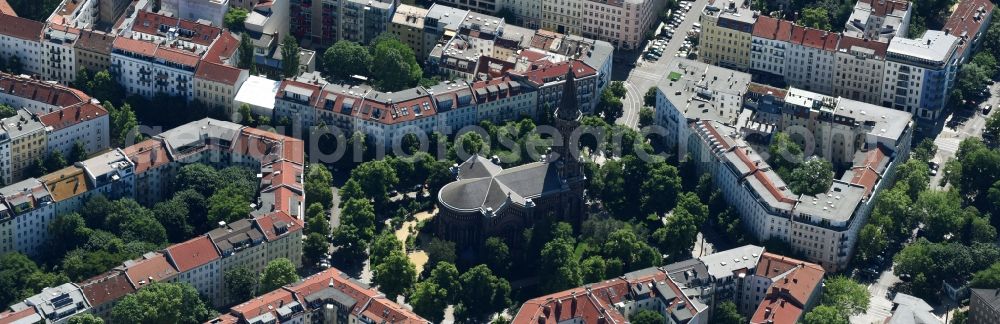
[[439, 155, 564, 213]]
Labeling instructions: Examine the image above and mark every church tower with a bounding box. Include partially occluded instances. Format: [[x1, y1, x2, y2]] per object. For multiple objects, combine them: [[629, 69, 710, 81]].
[[551, 63, 585, 190]]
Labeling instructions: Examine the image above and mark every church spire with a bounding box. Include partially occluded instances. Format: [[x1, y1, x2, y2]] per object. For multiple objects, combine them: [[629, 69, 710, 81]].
[[555, 63, 581, 121]]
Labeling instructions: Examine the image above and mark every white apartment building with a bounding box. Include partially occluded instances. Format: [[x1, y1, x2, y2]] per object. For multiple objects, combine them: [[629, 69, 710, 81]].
[[880, 30, 959, 121], [473, 78, 537, 124], [0, 14, 44, 77], [581, 0, 665, 50], [784, 26, 839, 95], [40, 103, 110, 159], [4, 179, 55, 257], [2, 110, 49, 183], [166, 236, 223, 302], [541, 0, 582, 36], [750, 16, 792, 77], [40, 27, 79, 85], [842, 0, 910, 42], [160, 0, 229, 27], [111, 37, 199, 100], [498, 0, 541, 28]]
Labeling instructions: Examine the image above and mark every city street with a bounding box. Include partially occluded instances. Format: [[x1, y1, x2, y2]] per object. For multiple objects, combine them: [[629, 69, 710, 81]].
[[614, 0, 710, 129]]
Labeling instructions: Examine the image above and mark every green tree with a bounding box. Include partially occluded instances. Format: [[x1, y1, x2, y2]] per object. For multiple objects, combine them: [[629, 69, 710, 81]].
[[800, 7, 832, 30], [153, 199, 192, 242], [424, 238, 456, 271], [372, 252, 416, 299], [238, 33, 255, 69], [630, 309, 666, 324], [605, 228, 661, 270], [68, 313, 104, 324], [224, 266, 259, 302], [104, 199, 167, 245], [913, 190, 967, 242], [822, 276, 870, 315], [88, 70, 120, 102], [369, 34, 422, 91], [410, 281, 448, 322], [110, 282, 212, 324], [46, 213, 90, 256], [643, 87, 657, 107], [581, 256, 607, 283], [370, 230, 402, 267], [175, 163, 220, 196], [456, 265, 511, 322], [768, 132, 803, 177], [332, 199, 376, 259], [70, 141, 88, 163], [26, 157, 46, 177], [349, 160, 399, 208], [259, 258, 299, 293], [0, 253, 69, 307], [208, 184, 253, 224], [539, 236, 582, 293], [608, 81, 627, 98], [855, 224, 887, 264], [323, 40, 372, 79], [224, 7, 249, 31], [985, 113, 1000, 148], [714, 301, 745, 324], [429, 262, 461, 303], [280, 35, 301, 77], [971, 262, 1000, 289], [638, 107, 655, 128], [303, 233, 329, 265], [0, 104, 16, 119], [640, 161, 681, 215], [802, 305, 848, 324], [305, 164, 334, 209], [653, 208, 699, 261], [483, 237, 510, 276], [912, 138, 938, 162], [788, 158, 834, 195], [306, 203, 331, 236]]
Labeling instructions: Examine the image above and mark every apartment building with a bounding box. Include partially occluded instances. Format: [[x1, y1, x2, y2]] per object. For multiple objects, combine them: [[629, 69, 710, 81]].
[[971, 288, 1000, 324], [3, 179, 55, 257], [943, 0, 995, 64], [842, 0, 910, 42], [160, 0, 229, 27], [423, 4, 471, 62], [74, 30, 115, 73], [40, 27, 79, 85], [472, 77, 536, 124], [579, 0, 665, 50], [0, 14, 44, 77], [498, 0, 541, 28], [77, 269, 134, 317], [653, 59, 913, 271], [510, 60, 598, 114], [1, 283, 90, 323], [880, 30, 959, 121], [39, 102, 109, 160], [194, 61, 250, 113], [750, 16, 792, 78], [515, 246, 825, 324], [232, 75, 280, 118], [833, 36, 888, 104], [2, 110, 48, 182], [784, 25, 839, 95], [290, 0, 396, 48], [436, 0, 498, 14], [541, 0, 582, 36], [390, 4, 430, 59], [699, 0, 756, 72], [209, 267, 430, 324]]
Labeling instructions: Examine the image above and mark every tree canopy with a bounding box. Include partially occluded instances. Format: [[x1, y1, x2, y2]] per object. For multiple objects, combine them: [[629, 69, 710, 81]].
[[369, 34, 422, 91], [110, 282, 212, 324], [323, 40, 372, 79], [259, 258, 299, 293]]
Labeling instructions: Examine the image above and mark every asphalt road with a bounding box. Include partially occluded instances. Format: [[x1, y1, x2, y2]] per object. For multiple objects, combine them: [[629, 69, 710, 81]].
[[615, 0, 710, 129]]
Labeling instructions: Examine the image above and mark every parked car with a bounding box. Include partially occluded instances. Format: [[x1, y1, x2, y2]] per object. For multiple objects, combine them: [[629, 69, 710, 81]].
[[983, 104, 992, 115], [928, 161, 939, 176]]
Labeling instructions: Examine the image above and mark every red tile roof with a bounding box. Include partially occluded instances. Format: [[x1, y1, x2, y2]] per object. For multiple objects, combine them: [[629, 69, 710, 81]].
[[944, 0, 995, 58], [0, 13, 42, 41], [124, 253, 179, 288], [753, 16, 793, 41], [0, 72, 91, 107], [849, 146, 888, 197], [0, 0, 15, 16], [0, 307, 38, 324], [263, 161, 302, 192], [512, 60, 597, 88], [165, 236, 220, 272], [123, 139, 173, 174], [195, 61, 244, 85], [837, 35, 889, 57], [39, 103, 108, 131], [858, 0, 910, 16], [254, 211, 303, 241], [230, 289, 296, 321], [155, 47, 200, 67], [790, 25, 840, 51], [131, 11, 222, 46], [79, 270, 136, 308], [113, 37, 158, 57], [287, 268, 428, 324], [750, 253, 825, 324], [514, 269, 696, 324], [203, 31, 239, 64], [74, 29, 114, 54], [747, 83, 788, 100]]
